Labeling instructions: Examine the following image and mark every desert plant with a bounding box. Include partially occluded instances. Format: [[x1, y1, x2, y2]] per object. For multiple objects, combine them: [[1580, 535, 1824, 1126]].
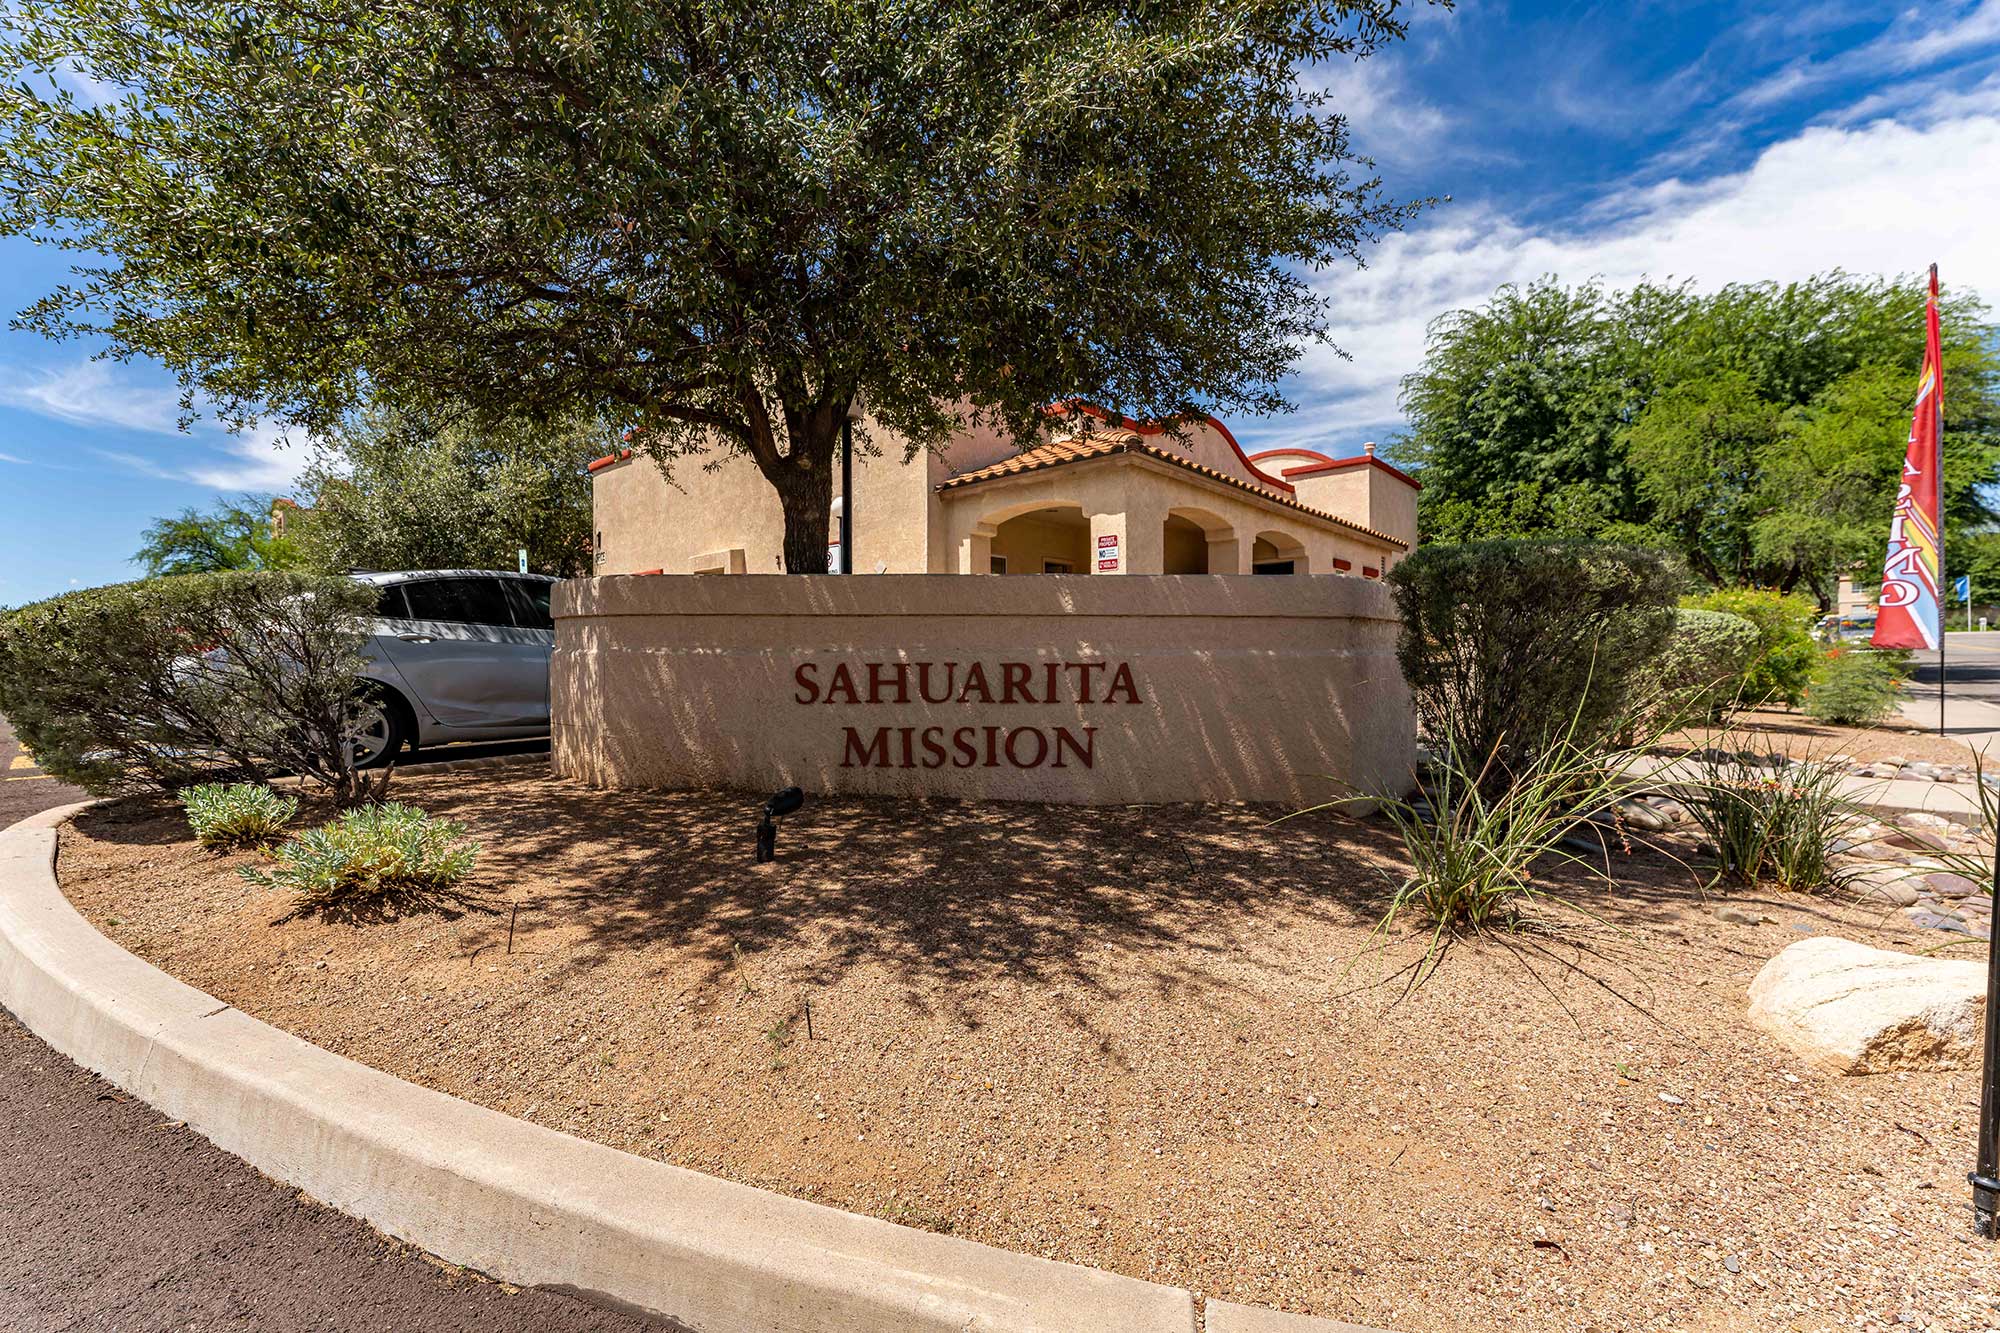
[[1386, 539, 1681, 786], [1638, 607, 1760, 726], [0, 571, 385, 803], [243, 802, 478, 918], [1683, 588, 1819, 707], [1671, 748, 1859, 891], [180, 782, 298, 849], [1803, 648, 1901, 726]]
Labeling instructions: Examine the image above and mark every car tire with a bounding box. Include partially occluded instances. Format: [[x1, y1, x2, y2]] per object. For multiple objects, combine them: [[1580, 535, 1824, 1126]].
[[352, 687, 413, 769]]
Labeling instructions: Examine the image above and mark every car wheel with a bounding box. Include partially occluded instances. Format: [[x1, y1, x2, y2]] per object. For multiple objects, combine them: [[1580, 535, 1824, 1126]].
[[351, 689, 411, 769]]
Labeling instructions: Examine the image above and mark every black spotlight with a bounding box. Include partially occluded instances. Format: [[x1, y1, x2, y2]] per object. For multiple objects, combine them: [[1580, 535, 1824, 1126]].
[[756, 786, 806, 863]]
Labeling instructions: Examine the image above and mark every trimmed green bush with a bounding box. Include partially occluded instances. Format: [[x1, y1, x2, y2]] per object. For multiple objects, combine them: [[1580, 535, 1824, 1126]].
[[243, 802, 478, 918], [1804, 648, 1901, 726], [1387, 540, 1681, 780], [180, 782, 299, 849], [1645, 608, 1760, 724], [0, 571, 378, 800], [1682, 588, 1819, 707]]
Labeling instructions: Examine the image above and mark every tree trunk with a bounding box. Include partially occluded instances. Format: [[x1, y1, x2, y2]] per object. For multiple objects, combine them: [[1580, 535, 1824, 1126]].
[[766, 431, 838, 574]]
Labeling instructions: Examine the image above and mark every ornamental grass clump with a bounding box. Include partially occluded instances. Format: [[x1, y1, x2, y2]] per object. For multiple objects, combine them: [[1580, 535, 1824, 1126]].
[[244, 802, 478, 920], [180, 782, 297, 849], [1672, 747, 1858, 892]]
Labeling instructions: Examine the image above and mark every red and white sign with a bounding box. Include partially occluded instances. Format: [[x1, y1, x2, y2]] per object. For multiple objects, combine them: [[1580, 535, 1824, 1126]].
[[1096, 534, 1119, 571]]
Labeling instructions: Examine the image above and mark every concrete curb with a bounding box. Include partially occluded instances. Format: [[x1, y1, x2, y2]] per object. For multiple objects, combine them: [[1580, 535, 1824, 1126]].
[[0, 803, 1391, 1333]]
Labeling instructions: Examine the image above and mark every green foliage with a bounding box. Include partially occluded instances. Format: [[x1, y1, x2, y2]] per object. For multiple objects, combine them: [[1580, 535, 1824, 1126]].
[[1401, 273, 2000, 602], [1335, 720, 1669, 956], [0, 0, 1436, 573], [293, 404, 597, 577], [1644, 608, 1759, 724], [1682, 588, 1820, 707], [1803, 648, 1902, 726], [1386, 540, 1680, 781], [180, 782, 298, 849], [136, 498, 297, 576], [0, 572, 379, 800], [1673, 749, 1857, 892], [243, 802, 478, 919]]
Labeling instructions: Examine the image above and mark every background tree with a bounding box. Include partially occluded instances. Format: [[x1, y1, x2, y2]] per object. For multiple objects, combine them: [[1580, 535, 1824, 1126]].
[[134, 498, 297, 576], [292, 406, 598, 577], [1399, 272, 2000, 604], [2, 0, 1434, 573]]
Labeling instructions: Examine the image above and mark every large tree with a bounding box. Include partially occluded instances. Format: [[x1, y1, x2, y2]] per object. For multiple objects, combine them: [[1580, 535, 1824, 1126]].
[[290, 405, 599, 576], [2, 0, 1433, 572], [133, 498, 297, 576], [1398, 273, 2000, 603]]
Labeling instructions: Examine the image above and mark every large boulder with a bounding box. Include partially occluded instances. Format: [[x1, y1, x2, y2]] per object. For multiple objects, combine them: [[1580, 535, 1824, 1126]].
[[1747, 937, 1988, 1074]]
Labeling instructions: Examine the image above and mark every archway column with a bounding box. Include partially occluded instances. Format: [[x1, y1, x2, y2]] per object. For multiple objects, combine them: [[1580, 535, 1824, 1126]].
[[1206, 531, 1254, 574], [957, 521, 997, 574]]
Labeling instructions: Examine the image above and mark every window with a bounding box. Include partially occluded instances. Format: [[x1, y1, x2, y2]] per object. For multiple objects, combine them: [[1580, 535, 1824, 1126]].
[[371, 584, 409, 618], [989, 556, 1008, 574], [1252, 561, 1296, 575], [1043, 560, 1072, 574], [505, 579, 555, 630], [398, 577, 516, 627]]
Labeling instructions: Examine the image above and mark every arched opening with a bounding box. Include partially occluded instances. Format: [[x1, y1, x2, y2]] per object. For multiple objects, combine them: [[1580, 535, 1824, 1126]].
[[1162, 513, 1211, 574], [989, 505, 1090, 574], [1162, 506, 1234, 575], [1252, 531, 1307, 575]]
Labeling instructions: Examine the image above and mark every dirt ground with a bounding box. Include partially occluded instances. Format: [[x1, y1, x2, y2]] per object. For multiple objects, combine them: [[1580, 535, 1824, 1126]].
[[1664, 705, 1976, 767], [56, 767, 2000, 1333]]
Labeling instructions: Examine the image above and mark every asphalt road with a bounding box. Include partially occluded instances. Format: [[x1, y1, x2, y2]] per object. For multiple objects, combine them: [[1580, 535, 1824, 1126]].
[[0, 719, 653, 1333], [1911, 631, 2000, 705]]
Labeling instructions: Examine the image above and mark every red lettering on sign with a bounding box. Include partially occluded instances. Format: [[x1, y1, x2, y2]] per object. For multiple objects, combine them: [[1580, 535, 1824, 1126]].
[[793, 663, 820, 704], [917, 662, 958, 704], [824, 663, 860, 705], [1001, 662, 1033, 703], [1106, 662, 1140, 704], [958, 663, 994, 704], [1051, 726, 1096, 769], [1005, 727, 1048, 767], [840, 727, 888, 767], [869, 662, 909, 704], [920, 726, 948, 769]]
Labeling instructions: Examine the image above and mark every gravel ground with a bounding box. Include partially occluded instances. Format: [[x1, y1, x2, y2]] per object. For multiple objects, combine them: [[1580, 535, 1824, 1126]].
[[1664, 707, 1978, 767], [56, 767, 2000, 1333], [0, 1010, 669, 1332]]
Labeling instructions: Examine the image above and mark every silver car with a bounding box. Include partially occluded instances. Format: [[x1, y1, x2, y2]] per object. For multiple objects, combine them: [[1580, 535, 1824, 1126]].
[[349, 570, 558, 766]]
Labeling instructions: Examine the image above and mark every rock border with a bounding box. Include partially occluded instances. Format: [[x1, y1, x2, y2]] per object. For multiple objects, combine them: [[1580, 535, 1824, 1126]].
[[0, 802, 1388, 1333]]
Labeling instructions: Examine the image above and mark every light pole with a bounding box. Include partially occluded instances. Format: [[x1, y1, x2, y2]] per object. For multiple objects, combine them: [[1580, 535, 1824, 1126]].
[[838, 394, 864, 575]]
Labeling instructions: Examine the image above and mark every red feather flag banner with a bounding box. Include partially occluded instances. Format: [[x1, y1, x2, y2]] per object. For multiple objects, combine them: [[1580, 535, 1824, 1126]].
[[1872, 265, 1945, 652]]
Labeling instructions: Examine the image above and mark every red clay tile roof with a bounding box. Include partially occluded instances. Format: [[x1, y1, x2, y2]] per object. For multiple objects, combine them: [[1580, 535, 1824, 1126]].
[[938, 433, 1406, 549]]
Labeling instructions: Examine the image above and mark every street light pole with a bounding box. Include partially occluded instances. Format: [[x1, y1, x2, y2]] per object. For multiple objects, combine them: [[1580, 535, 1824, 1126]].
[[839, 393, 864, 576]]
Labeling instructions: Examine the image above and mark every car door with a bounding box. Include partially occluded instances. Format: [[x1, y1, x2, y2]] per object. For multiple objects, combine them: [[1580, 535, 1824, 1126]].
[[374, 575, 549, 729]]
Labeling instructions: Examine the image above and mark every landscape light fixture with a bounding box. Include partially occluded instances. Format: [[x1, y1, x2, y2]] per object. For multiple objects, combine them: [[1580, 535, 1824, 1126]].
[[756, 786, 806, 863]]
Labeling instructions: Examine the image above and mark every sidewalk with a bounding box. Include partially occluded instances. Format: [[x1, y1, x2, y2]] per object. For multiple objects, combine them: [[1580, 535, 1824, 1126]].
[[1897, 694, 2000, 759]]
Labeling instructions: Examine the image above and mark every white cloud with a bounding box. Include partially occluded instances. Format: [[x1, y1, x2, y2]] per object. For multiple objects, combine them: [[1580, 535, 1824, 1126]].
[[0, 452, 27, 465], [1289, 78, 2000, 437], [1306, 56, 1451, 164], [0, 360, 183, 434], [1, 360, 311, 493], [1734, 1, 2000, 111]]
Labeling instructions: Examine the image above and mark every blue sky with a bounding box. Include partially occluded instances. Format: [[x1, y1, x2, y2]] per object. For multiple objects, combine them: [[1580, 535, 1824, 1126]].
[[4, 0, 2000, 602]]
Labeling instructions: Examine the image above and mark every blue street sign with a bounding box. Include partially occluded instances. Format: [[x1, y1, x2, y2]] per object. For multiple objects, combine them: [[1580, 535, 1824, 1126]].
[[1956, 574, 1972, 601]]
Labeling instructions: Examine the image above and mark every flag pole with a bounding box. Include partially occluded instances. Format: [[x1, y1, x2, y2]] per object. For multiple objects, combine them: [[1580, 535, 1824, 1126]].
[[1935, 262, 1946, 739]]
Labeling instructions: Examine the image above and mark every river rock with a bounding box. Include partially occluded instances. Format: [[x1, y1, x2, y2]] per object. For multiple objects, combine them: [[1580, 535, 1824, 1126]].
[[1845, 869, 1921, 907], [1748, 937, 1987, 1074], [1924, 871, 1987, 900]]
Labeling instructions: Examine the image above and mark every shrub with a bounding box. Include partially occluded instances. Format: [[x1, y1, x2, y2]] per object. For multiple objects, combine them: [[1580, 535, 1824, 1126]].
[[1387, 540, 1681, 783], [1672, 749, 1858, 891], [180, 782, 298, 849], [1683, 588, 1819, 707], [244, 802, 478, 919], [1803, 648, 1901, 726], [1641, 608, 1760, 725], [0, 571, 383, 803]]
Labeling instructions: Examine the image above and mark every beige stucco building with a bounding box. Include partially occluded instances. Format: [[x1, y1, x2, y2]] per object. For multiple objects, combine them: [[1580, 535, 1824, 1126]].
[[589, 406, 1416, 579]]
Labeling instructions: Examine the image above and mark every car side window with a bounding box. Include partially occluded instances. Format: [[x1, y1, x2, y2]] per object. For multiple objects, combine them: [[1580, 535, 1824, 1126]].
[[505, 580, 555, 631], [373, 584, 409, 618], [399, 577, 515, 627]]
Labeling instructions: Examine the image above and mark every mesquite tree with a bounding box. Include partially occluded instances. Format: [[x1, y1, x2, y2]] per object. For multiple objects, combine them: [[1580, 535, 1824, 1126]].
[[3, 0, 1433, 571]]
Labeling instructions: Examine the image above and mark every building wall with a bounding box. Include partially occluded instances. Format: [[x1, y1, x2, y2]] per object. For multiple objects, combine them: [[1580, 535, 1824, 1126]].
[[990, 511, 1092, 574], [591, 424, 938, 575], [553, 574, 1415, 805], [1285, 463, 1419, 558]]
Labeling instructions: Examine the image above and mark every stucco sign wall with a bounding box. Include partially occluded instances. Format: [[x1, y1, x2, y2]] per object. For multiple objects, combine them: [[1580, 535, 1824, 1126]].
[[552, 575, 1415, 806]]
